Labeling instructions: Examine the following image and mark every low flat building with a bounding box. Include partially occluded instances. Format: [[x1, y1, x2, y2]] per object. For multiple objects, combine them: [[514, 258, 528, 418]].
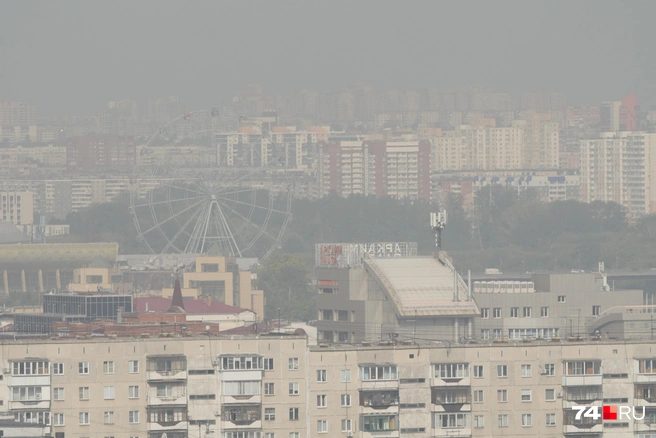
[[315, 243, 478, 344]]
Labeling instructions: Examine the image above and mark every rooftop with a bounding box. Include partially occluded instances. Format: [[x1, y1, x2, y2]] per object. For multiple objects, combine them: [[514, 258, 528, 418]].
[[364, 256, 478, 317], [134, 296, 253, 315]]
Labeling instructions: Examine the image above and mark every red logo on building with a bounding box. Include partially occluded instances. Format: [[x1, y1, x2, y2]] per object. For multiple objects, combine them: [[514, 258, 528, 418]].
[[602, 405, 617, 420]]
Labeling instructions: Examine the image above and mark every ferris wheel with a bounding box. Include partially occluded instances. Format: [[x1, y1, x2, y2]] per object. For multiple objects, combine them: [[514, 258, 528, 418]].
[[129, 109, 293, 260]]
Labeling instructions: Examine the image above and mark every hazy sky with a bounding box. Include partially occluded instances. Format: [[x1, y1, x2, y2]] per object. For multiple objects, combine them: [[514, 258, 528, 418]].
[[1, 0, 654, 115]]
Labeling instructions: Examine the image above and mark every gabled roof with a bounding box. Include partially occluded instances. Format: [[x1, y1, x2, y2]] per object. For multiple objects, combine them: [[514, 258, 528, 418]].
[[134, 297, 252, 315]]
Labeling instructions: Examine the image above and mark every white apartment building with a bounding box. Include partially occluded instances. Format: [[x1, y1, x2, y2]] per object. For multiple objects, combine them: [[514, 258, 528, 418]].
[[580, 132, 656, 218], [1, 190, 33, 225], [2, 334, 656, 438]]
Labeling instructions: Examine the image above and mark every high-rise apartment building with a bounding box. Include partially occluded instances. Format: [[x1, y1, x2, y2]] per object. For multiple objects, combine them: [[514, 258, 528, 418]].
[[580, 132, 656, 218], [0, 99, 38, 127], [317, 141, 431, 202], [1, 190, 33, 226]]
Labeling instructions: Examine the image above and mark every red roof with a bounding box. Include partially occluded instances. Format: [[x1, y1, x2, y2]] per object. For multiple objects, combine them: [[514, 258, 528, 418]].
[[134, 297, 252, 315]]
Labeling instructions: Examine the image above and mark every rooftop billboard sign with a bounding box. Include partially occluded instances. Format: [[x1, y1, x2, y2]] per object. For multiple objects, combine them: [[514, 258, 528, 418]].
[[315, 242, 417, 268]]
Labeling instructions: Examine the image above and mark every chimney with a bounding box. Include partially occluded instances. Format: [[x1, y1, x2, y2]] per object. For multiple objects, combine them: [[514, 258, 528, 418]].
[[117, 307, 123, 324], [145, 302, 149, 312]]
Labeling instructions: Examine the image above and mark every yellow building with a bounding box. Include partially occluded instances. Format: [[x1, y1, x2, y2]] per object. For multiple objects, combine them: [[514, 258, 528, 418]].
[[161, 254, 264, 318]]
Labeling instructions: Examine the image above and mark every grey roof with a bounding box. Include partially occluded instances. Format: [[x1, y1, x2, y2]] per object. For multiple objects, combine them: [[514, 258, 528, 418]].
[[0, 221, 30, 244], [365, 256, 479, 317]]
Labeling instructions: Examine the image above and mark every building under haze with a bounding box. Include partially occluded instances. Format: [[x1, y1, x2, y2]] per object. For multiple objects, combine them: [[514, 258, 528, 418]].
[[315, 243, 478, 344]]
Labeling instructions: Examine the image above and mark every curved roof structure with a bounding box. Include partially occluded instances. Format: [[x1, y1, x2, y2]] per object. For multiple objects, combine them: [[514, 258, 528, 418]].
[[0, 242, 118, 270], [364, 256, 479, 317]]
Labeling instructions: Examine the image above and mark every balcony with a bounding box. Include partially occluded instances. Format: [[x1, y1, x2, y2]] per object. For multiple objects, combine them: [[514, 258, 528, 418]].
[[8, 376, 50, 387], [147, 355, 187, 382], [360, 414, 399, 438], [635, 385, 656, 406], [562, 374, 602, 387], [360, 390, 399, 414], [563, 419, 602, 435], [147, 408, 187, 432], [148, 385, 187, 406], [221, 405, 262, 429], [433, 413, 472, 437], [432, 388, 471, 412], [635, 373, 656, 384]]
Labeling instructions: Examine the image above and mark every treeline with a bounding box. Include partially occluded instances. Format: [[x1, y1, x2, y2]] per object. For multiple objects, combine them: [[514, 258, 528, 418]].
[[61, 188, 656, 274]]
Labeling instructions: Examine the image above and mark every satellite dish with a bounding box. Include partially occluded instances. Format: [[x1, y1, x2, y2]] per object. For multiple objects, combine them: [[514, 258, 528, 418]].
[[162, 434, 168, 438], [206, 325, 210, 331]]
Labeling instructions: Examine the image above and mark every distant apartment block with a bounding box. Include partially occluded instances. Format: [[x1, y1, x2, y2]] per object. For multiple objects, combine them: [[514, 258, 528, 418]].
[[580, 131, 656, 218], [318, 140, 431, 201], [432, 170, 580, 211], [600, 93, 639, 132], [1, 190, 33, 226], [66, 136, 136, 171]]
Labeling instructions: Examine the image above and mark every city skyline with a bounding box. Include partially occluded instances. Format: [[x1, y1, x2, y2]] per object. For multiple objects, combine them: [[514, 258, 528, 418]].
[[1, 1, 656, 114]]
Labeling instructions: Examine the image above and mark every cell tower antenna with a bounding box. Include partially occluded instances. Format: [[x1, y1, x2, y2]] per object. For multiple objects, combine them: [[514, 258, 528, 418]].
[[430, 210, 447, 256]]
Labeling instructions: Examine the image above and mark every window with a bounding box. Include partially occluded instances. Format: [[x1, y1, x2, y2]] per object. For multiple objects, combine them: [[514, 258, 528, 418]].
[[264, 382, 275, 396], [265, 408, 275, 420], [129, 385, 140, 399], [317, 419, 327, 433], [104, 411, 115, 425], [288, 358, 299, 370], [264, 358, 274, 370], [480, 329, 489, 340], [340, 369, 351, 382], [545, 388, 555, 401], [11, 361, 49, 376], [433, 363, 469, 378], [565, 361, 601, 375], [289, 383, 299, 395], [546, 412, 556, 426], [79, 412, 90, 425], [223, 381, 261, 396], [493, 329, 502, 339], [544, 363, 555, 376], [361, 365, 398, 381], [289, 408, 299, 420], [498, 414, 508, 427], [128, 360, 139, 373], [103, 361, 114, 374], [474, 390, 484, 403], [53, 363, 64, 375], [78, 362, 89, 374], [289, 434, 300, 438], [522, 413, 532, 427], [341, 419, 352, 432], [317, 394, 327, 407], [523, 307, 532, 318], [640, 359, 656, 374], [521, 389, 532, 401], [497, 365, 508, 378], [129, 410, 139, 424], [481, 308, 489, 318], [592, 305, 601, 316], [79, 387, 90, 400], [558, 295, 566, 303], [473, 365, 483, 378], [53, 387, 64, 401], [104, 386, 115, 400], [521, 364, 532, 377], [265, 434, 275, 438], [510, 307, 519, 318], [493, 307, 501, 318], [12, 387, 42, 401], [316, 369, 327, 382], [541, 306, 549, 317], [435, 413, 468, 429], [341, 394, 351, 407], [157, 384, 173, 398], [474, 415, 484, 428], [220, 356, 264, 371], [497, 389, 507, 402], [54, 413, 65, 426]]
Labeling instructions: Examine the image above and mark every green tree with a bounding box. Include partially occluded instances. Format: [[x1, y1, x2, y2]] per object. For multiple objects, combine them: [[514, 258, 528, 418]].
[[255, 254, 315, 322]]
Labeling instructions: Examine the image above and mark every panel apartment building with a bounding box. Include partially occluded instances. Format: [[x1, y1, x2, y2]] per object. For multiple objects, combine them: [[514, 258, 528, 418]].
[[580, 132, 656, 218], [317, 140, 431, 202], [4, 333, 656, 438]]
